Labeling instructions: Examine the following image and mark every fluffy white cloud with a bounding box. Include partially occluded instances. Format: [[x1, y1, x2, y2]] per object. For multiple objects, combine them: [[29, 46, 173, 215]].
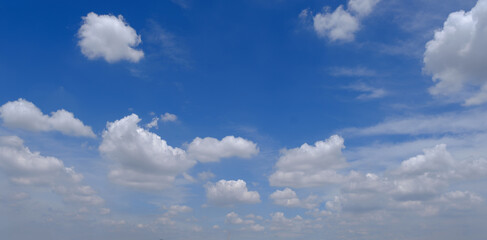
[[225, 212, 265, 232], [326, 144, 487, 215], [313, 6, 359, 42], [269, 135, 347, 188], [78, 12, 144, 63], [311, 0, 381, 42], [424, 0, 487, 105], [0, 99, 95, 137], [0, 135, 103, 205], [187, 136, 259, 162], [270, 188, 319, 209], [161, 112, 178, 122], [99, 114, 196, 190], [205, 179, 261, 206], [145, 117, 159, 129]]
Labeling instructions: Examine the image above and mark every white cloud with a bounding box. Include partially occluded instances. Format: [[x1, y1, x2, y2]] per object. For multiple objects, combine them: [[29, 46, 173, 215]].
[[205, 179, 261, 206], [313, 6, 359, 42], [161, 112, 178, 122], [197, 171, 215, 181], [343, 109, 487, 136], [424, 0, 487, 105], [225, 212, 244, 224], [346, 82, 387, 100], [78, 12, 144, 63], [329, 66, 377, 77], [99, 114, 195, 190], [0, 99, 95, 138], [348, 0, 381, 16], [0, 135, 77, 185], [269, 135, 347, 188], [187, 136, 259, 162], [311, 0, 381, 42], [327, 144, 487, 215], [270, 188, 320, 209], [145, 117, 159, 129], [0, 135, 103, 206], [164, 205, 192, 216]]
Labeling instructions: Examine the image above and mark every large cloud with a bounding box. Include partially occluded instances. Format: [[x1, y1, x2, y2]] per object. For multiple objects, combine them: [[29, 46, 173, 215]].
[[269, 135, 347, 188], [0, 99, 95, 137], [99, 114, 195, 190], [0, 135, 103, 205], [326, 144, 487, 215], [205, 179, 261, 206], [187, 136, 259, 162], [424, 0, 487, 105], [78, 12, 144, 63], [310, 0, 381, 42]]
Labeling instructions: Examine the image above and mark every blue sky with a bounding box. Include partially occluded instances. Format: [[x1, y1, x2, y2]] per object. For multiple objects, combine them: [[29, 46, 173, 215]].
[[1, 0, 487, 239]]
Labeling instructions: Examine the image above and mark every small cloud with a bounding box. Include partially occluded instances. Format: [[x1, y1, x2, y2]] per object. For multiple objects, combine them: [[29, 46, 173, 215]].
[[161, 112, 178, 122], [329, 66, 376, 77], [345, 82, 387, 100], [78, 12, 144, 63], [146, 117, 159, 129]]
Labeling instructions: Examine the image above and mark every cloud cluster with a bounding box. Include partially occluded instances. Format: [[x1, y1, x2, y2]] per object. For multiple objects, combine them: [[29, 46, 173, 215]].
[[310, 0, 381, 42], [269, 135, 347, 188], [326, 144, 487, 215], [0, 135, 103, 205], [99, 114, 195, 190], [0, 99, 95, 137], [205, 179, 261, 206], [78, 12, 144, 63], [424, 0, 487, 105], [270, 188, 320, 209], [187, 136, 259, 162], [225, 212, 264, 232]]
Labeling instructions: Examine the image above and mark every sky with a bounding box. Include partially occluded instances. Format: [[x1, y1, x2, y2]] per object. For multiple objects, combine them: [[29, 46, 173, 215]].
[[1, 0, 487, 239]]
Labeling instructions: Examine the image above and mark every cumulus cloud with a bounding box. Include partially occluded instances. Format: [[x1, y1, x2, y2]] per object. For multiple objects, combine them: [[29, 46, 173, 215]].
[[310, 0, 381, 42], [0, 135, 103, 205], [205, 179, 261, 206], [225, 212, 265, 232], [0, 99, 95, 137], [326, 144, 487, 215], [161, 112, 178, 122], [270, 188, 320, 209], [99, 114, 195, 190], [187, 136, 259, 162], [78, 12, 144, 63], [269, 135, 347, 188], [424, 0, 487, 105]]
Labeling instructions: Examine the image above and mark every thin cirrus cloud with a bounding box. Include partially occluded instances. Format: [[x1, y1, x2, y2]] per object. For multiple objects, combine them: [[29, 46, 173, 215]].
[[306, 0, 381, 42], [342, 109, 487, 137], [205, 179, 261, 206], [424, 0, 487, 106], [0, 98, 96, 138], [78, 12, 144, 63]]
